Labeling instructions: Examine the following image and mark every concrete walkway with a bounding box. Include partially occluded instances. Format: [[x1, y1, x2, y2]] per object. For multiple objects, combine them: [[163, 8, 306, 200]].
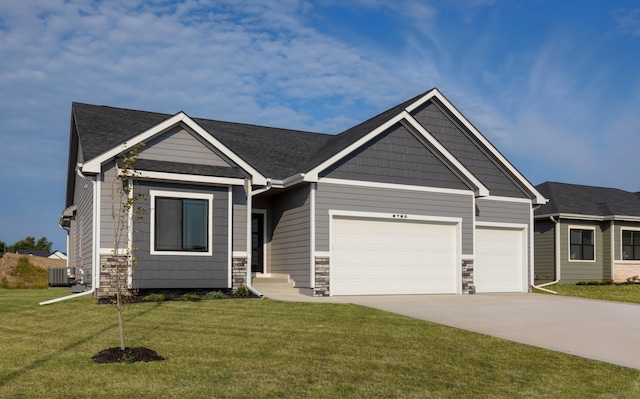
[[258, 288, 640, 370]]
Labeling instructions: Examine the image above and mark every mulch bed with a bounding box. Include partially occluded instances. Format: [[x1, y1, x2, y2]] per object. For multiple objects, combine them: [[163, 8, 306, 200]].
[[92, 347, 165, 363]]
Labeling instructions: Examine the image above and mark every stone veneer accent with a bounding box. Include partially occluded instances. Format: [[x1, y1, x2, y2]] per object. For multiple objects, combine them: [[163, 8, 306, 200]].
[[462, 259, 476, 294], [98, 254, 132, 298], [314, 257, 330, 296], [232, 256, 248, 291], [614, 261, 640, 283]]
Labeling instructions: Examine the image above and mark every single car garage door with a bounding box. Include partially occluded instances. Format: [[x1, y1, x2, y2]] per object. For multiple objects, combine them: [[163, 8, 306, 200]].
[[331, 217, 458, 295], [475, 226, 525, 293]]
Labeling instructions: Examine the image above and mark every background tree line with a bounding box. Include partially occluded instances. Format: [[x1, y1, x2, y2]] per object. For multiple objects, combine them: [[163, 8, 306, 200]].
[[0, 236, 53, 253]]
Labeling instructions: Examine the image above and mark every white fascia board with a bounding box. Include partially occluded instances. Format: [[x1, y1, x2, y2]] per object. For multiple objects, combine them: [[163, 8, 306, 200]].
[[401, 113, 490, 197], [117, 166, 245, 186], [138, 171, 245, 186], [82, 112, 267, 186], [304, 112, 407, 181], [536, 213, 640, 223], [318, 177, 475, 197], [478, 195, 534, 204], [424, 90, 546, 205]]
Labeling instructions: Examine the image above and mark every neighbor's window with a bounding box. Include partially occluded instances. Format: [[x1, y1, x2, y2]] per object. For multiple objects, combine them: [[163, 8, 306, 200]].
[[622, 230, 640, 260], [570, 228, 594, 261], [154, 196, 209, 252]]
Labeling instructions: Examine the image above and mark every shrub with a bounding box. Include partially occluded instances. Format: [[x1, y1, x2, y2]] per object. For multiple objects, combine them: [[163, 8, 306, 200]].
[[234, 285, 250, 297], [626, 275, 640, 284], [181, 293, 201, 301], [7, 257, 48, 289], [204, 290, 227, 300], [143, 293, 166, 302]]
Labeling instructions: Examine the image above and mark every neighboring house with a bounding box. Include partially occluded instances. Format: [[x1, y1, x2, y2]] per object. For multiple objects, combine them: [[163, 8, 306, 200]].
[[534, 182, 640, 284], [60, 88, 546, 298], [48, 251, 67, 260], [16, 249, 52, 258]]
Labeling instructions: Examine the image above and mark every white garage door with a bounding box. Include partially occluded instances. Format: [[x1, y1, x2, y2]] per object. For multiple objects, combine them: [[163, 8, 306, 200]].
[[331, 217, 458, 295], [475, 227, 525, 293]]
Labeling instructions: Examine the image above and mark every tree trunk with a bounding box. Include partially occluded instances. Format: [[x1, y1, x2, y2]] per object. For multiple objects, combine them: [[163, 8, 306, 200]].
[[117, 291, 125, 351]]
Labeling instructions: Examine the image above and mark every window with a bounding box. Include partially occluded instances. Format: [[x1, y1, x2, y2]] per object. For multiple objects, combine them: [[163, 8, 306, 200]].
[[570, 228, 594, 261], [622, 230, 640, 260], [150, 191, 213, 255]]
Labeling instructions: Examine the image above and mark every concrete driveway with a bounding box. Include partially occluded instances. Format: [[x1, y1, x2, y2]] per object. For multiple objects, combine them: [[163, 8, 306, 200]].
[[263, 290, 640, 370]]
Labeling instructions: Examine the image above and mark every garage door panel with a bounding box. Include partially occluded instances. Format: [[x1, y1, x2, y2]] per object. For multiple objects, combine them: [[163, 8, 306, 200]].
[[475, 227, 524, 293], [332, 217, 457, 295]]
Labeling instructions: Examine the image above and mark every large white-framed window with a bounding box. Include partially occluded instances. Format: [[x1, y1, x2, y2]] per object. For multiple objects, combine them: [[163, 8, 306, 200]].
[[622, 229, 640, 261], [150, 190, 213, 256], [569, 227, 595, 261]]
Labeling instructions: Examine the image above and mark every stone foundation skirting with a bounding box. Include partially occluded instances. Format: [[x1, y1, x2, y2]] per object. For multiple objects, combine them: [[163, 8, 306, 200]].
[[314, 257, 330, 296], [614, 262, 640, 283], [98, 254, 132, 298], [462, 259, 476, 294], [232, 256, 248, 291]]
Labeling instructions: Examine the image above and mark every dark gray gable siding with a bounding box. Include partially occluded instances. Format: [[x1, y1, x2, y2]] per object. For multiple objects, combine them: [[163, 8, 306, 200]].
[[315, 183, 474, 254], [132, 181, 230, 289], [411, 101, 528, 198], [269, 184, 311, 288], [139, 125, 234, 168], [320, 123, 469, 190]]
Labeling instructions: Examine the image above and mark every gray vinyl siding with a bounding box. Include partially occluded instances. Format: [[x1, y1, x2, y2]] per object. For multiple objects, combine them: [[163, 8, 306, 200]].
[[132, 181, 230, 289], [99, 161, 118, 249], [475, 198, 531, 225], [315, 183, 474, 254], [411, 101, 528, 198], [534, 219, 556, 281], [321, 124, 469, 190], [72, 164, 94, 285], [270, 184, 311, 287], [232, 185, 247, 252], [558, 220, 609, 284], [139, 126, 234, 167]]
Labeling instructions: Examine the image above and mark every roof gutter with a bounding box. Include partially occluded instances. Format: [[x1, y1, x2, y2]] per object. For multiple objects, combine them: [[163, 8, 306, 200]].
[[245, 179, 273, 297], [531, 215, 560, 294], [40, 164, 97, 305]]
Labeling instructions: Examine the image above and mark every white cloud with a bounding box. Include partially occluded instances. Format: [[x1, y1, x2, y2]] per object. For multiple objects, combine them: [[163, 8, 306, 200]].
[[613, 8, 640, 36]]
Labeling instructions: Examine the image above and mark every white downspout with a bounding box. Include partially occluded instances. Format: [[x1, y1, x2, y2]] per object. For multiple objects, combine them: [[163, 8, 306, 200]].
[[532, 215, 560, 294], [245, 179, 272, 297], [40, 164, 97, 305]]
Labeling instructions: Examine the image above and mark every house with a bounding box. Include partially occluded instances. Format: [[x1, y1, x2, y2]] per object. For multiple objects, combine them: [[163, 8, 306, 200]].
[[60, 88, 546, 298], [48, 250, 67, 260], [16, 249, 52, 258], [534, 182, 640, 284]]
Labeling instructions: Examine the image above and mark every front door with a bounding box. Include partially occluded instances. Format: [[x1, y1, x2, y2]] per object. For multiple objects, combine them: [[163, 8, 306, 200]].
[[251, 213, 265, 274]]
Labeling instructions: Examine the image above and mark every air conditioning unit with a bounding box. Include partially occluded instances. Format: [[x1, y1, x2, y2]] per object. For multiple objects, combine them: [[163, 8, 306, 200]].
[[48, 267, 70, 287]]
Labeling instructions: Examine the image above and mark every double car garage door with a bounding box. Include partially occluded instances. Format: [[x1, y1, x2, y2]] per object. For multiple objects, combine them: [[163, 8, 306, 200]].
[[331, 217, 524, 295]]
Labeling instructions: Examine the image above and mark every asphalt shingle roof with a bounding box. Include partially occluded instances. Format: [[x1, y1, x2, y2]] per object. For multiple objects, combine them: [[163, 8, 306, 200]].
[[535, 181, 640, 217]]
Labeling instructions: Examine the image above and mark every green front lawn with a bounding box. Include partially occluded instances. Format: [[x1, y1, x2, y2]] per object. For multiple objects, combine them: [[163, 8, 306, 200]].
[[534, 283, 640, 304], [1, 289, 639, 398]]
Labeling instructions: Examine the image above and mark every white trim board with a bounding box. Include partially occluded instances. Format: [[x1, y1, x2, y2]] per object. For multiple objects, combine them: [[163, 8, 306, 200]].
[[149, 189, 214, 256], [318, 178, 475, 197]]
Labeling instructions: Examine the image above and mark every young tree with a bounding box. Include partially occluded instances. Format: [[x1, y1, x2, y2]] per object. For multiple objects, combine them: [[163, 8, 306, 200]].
[[110, 142, 145, 351]]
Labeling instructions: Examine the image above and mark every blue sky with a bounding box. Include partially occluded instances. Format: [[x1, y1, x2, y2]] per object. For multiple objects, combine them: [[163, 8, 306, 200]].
[[1, 0, 639, 252]]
